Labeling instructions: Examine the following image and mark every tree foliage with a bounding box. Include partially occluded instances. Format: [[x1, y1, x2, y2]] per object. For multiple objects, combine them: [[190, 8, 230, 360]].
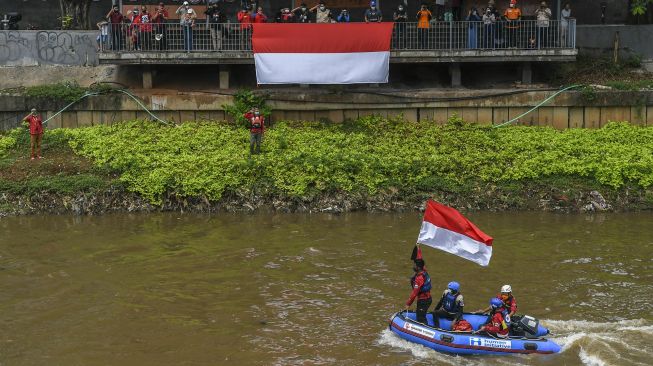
[[59, 0, 91, 30]]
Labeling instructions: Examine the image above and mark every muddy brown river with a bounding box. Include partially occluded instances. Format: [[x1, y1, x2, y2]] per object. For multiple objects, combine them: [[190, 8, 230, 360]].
[[0, 212, 651, 366]]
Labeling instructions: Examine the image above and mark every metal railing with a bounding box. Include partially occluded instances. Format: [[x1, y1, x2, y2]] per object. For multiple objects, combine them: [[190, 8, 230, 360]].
[[99, 20, 576, 53]]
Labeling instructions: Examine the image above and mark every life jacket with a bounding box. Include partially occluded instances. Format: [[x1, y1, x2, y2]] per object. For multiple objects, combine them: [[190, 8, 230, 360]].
[[410, 271, 431, 294], [452, 319, 472, 332], [442, 290, 462, 313], [498, 294, 516, 318], [491, 312, 510, 337], [251, 116, 263, 130]]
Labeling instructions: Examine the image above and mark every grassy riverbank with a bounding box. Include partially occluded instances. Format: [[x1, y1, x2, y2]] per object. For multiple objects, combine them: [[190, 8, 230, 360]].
[[2, 117, 653, 215]]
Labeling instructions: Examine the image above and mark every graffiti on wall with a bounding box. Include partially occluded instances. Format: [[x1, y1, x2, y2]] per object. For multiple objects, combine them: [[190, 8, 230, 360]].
[[0, 31, 98, 66], [0, 31, 32, 63], [36, 31, 97, 65]]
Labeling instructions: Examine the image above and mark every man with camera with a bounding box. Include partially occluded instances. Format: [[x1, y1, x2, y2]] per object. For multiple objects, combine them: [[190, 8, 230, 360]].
[[535, 1, 552, 48], [337, 9, 350, 22], [205, 2, 226, 50], [106, 4, 124, 51], [151, 2, 169, 51]]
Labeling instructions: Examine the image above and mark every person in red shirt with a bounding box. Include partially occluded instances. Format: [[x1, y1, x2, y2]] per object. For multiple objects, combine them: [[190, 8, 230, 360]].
[[137, 6, 154, 51], [404, 258, 432, 325], [106, 4, 125, 51], [245, 107, 265, 154], [238, 6, 253, 49], [151, 3, 169, 51], [476, 298, 510, 338], [253, 6, 268, 23], [23, 108, 44, 160], [475, 284, 517, 322]]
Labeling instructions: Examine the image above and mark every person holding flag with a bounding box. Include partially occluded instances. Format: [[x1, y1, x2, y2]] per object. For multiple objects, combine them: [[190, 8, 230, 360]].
[[404, 245, 432, 325]]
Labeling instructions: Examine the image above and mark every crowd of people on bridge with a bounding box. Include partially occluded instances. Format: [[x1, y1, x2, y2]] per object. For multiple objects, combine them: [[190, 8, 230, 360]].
[[99, 0, 573, 52]]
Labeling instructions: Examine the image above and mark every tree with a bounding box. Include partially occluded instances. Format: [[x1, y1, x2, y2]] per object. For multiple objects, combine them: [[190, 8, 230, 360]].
[[631, 0, 653, 15], [59, 0, 92, 30]]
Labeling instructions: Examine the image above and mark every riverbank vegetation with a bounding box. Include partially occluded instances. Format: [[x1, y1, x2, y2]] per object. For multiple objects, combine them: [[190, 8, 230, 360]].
[[1, 117, 653, 214]]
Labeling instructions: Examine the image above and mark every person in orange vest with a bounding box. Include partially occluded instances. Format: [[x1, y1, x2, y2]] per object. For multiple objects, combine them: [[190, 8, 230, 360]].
[[503, 0, 521, 48], [416, 3, 432, 49], [245, 107, 265, 155]]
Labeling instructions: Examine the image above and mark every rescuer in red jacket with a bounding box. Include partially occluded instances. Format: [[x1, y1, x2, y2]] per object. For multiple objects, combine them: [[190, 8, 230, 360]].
[[476, 297, 510, 338], [245, 107, 265, 154], [404, 258, 432, 325]]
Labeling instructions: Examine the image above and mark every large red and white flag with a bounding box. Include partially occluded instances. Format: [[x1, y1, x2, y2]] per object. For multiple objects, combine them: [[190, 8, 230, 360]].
[[252, 23, 393, 84], [417, 200, 494, 266]]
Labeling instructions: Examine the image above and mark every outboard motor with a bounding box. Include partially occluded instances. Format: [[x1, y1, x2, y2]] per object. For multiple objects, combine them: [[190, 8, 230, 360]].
[[510, 315, 541, 338]]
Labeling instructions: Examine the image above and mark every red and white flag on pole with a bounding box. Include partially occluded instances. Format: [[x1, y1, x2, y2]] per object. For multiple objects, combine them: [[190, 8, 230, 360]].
[[252, 23, 393, 84], [417, 200, 494, 266]]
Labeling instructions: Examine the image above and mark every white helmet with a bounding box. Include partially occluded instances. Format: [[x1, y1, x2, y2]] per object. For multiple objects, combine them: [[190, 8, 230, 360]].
[[501, 285, 512, 293]]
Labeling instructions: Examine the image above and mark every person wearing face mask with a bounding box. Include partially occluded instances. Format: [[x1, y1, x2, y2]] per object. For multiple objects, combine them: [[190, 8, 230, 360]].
[[404, 258, 432, 325], [393, 4, 408, 48], [310, 1, 332, 24], [336, 9, 350, 22], [482, 7, 497, 48], [466, 7, 481, 49], [364, 4, 382, 23], [292, 3, 312, 23], [238, 6, 253, 48], [503, 0, 521, 48], [205, 3, 225, 50], [245, 107, 265, 155]]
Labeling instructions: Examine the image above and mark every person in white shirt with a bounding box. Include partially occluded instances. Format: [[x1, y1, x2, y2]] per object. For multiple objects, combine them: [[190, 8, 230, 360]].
[[534, 1, 552, 48], [560, 3, 572, 47]]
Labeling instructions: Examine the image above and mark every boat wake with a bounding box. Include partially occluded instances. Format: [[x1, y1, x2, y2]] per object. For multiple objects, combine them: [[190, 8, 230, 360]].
[[378, 318, 653, 365]]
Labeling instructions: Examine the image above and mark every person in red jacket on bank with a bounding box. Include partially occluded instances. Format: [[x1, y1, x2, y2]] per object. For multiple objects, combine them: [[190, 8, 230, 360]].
[[245, 107, 265, 154], [23, 108, 44, 160], [405, 245, 432, 325], [476, 298, 510, 338]]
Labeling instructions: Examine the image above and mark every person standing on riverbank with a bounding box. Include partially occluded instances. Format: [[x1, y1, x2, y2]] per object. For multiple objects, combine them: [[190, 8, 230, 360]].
[[245, 108, 265, 155], [23, 108, 43, 160]]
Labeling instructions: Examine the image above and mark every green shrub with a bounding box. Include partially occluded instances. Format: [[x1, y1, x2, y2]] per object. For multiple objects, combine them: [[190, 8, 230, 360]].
[[60, 119, 653, 205]]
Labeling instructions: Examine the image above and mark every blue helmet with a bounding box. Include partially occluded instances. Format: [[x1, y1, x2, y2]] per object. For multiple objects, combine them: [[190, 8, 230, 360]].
[[490, 297, 503, 309], [447, 281, 460, 292]]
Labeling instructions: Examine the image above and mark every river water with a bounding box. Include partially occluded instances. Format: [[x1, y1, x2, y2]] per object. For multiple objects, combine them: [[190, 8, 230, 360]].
[[0, 212, 651, 366]]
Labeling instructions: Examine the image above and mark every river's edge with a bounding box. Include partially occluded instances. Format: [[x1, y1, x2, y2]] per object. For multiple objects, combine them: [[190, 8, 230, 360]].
[[1, 184, 651, 217]]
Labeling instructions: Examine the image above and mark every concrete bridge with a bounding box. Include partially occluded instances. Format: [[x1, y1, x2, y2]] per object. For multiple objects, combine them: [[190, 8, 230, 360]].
[[97, 21, 578, 89]]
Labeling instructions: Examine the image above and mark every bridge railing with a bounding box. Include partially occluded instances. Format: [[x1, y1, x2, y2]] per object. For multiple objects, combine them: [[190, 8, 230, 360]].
[[99, 20, 576, 53]]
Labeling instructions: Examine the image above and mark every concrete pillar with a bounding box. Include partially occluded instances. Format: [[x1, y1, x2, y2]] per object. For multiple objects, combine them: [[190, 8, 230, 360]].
[[521, 62, 532, 84], [142, 65, 153, 89], [449, 63, 461, 88], [219, 65, 230, 90]]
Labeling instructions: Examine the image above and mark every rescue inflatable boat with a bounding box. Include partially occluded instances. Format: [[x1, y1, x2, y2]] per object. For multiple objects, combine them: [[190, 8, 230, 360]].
[[389, 311, 561, 355]]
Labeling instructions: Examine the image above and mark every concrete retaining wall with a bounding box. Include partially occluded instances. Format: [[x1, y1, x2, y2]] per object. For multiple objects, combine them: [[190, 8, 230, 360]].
[[1, 90, 651, 131], [576, 24, 653, 60], [0, 30, 98, 66]]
